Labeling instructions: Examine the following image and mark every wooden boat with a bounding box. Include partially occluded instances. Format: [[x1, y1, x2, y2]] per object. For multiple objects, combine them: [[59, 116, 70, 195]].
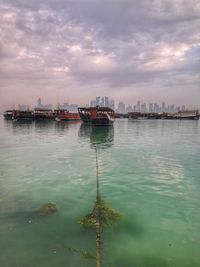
[[78, 107, 92, 122], [128, 112, 161, 120], [12, 110, 34, 121], [54, 109, 80, 121], [90, 107, 114, 126], [163, 110, 200, 120], [78, 106, 115, 126], [34, 108, 55, 121], [128, 110, 199, 120], [3, 110, 14, 120]]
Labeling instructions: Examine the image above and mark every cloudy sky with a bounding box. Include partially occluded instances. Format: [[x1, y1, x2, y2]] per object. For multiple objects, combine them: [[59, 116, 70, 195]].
[[0, 0, 200, 110]]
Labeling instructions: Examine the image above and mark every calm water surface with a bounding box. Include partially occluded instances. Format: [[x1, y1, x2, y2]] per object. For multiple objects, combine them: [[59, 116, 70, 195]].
[[0, 116, 200, 267]]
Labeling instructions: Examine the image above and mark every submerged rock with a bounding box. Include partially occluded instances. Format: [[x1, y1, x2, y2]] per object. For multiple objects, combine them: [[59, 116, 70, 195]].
[[39, 203, 58, 215]]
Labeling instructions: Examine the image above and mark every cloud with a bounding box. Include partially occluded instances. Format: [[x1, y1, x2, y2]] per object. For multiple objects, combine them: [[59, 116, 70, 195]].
[[0, 0, 200, 110]]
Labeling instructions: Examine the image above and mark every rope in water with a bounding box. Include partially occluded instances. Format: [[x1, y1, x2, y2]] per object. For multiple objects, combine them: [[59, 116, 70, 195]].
[[95, 147, 101, 267]]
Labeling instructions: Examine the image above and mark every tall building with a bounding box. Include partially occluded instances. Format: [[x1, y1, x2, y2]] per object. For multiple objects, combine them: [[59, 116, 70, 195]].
[[117, 102, 126, 114], [141, 103, 147, 113], [181, 105, 186, 111], [90, 100, 96, 107], [37, 98, 42, 108], [96, 96, 100, 106], [136, 101, 141, 112], [149, 103, 153, 113], [126, 105, 133, 113], [100, 97, 105, 107], [109, 99, 115, 110], [162, 102, 166, 113], [105, 97, 109, 107]]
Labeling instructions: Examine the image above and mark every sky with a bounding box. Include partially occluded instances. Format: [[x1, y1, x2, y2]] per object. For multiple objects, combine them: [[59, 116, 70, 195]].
[[0, 0, 200, 111]]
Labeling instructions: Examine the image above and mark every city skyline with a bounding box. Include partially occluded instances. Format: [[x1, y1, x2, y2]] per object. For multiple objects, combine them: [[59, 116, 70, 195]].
[[11, 96, 193, 114], [0, 1, 200, 112]]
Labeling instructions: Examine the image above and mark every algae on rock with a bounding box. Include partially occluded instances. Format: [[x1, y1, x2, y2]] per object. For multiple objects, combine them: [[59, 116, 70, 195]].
[[39, 203, 57, 215]]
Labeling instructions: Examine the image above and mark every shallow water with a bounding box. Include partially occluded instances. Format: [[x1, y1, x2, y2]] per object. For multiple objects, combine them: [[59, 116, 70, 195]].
[[0, 117, 200, 267]]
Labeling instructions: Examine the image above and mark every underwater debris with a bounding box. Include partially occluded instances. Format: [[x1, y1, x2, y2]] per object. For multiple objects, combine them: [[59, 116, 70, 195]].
[[78, 199, 122, 228], [39, 203, 57, 215], [82, 250, 95, 260], [67, 247, 95, 260]]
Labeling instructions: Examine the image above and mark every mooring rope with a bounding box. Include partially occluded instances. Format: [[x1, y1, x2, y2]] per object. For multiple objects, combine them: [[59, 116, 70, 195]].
[[95, 147, 101, 267]]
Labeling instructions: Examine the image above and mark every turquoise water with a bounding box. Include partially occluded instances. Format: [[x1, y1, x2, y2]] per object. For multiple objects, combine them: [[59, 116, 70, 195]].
[[0, 117, 200, 267]]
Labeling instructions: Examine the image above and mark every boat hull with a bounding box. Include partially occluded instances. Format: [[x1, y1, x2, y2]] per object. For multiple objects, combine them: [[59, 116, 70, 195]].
[[91, 117, 114, 126], [12, 111, 35, 121], [3, 110, 14, 120]]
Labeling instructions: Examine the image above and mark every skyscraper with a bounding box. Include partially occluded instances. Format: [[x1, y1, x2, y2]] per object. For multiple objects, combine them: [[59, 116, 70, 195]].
[[162, 102, 166, 112], [117, 102, 126, 114], [105, 97, 109, 107], [96, 96, 100, 106], [37, 98, 42, 108], [137, 101, 141, 112]]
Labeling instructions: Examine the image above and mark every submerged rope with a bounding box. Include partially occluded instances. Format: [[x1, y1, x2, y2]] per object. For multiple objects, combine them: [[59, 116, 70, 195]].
[[95, 147, 101, 267]]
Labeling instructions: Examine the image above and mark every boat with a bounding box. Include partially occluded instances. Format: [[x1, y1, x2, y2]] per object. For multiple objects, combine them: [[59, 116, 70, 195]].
[[3, 110, 14, 120], [78, 107, 93, 122], [128, 112, 161, 120], [12, 110, 35, 121], [54, 109, 80, 121], [78, 106, 115, 126], [163, 110, 200, 120], [34, 108, 55, 121], [90, 107, 114, 126], [128, 110, 199, 120]]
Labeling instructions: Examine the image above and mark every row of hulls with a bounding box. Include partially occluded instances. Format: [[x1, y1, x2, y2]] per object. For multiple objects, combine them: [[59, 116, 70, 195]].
[[4, 108, 199, 124], [128, 111, 200, 120], [3, 109, 81, 122]]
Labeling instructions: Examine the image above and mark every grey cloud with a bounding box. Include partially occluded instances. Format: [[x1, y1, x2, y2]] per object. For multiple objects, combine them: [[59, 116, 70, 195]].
[[0, 0, 200, 109]]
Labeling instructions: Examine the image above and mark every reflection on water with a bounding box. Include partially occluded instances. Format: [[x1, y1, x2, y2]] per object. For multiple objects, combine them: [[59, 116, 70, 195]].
[[78, 123, 92, 138], [6, 120, 34, 130], [77, 123, 119, 267], [90, 126, 114, 148], [1, 117, 200, 267], [79, 123, 114, 149], [4, 119, 81, 134]]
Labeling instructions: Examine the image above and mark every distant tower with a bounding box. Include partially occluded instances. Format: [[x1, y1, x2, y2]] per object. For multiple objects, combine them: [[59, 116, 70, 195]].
[[118, 102, 126, 114], [96, 96, 100, 106], [149, 103, 153, 113], [137, 101, 140, 112], [38, 98, 42, 108], [109, 99, 115, 110], [105, 97, 109, 107], [100, 97, 105, 107], [162, 102, 166, 113]]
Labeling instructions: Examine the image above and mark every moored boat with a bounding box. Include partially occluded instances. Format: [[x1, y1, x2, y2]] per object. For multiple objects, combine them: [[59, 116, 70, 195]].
[[128, 112, 161, 120], [34, 108, 55, 121], [12, 110, 34, 121], [54, 109, 80, 121], [3, 110, 14, 120], [78, 106, 115, 126], [78, 107, 93, 123], [163, 110, 199, 120], [128, 110, 199, 120]]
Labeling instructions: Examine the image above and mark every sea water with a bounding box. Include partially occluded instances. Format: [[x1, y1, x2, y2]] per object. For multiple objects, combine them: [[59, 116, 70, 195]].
[[0, 117, 200, 267]]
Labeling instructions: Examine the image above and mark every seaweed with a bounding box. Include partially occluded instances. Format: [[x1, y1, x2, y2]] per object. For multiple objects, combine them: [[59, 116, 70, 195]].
[[78, 199, 121, 228], [67, 247, 95, 260], [76, 147, 122, 267]]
